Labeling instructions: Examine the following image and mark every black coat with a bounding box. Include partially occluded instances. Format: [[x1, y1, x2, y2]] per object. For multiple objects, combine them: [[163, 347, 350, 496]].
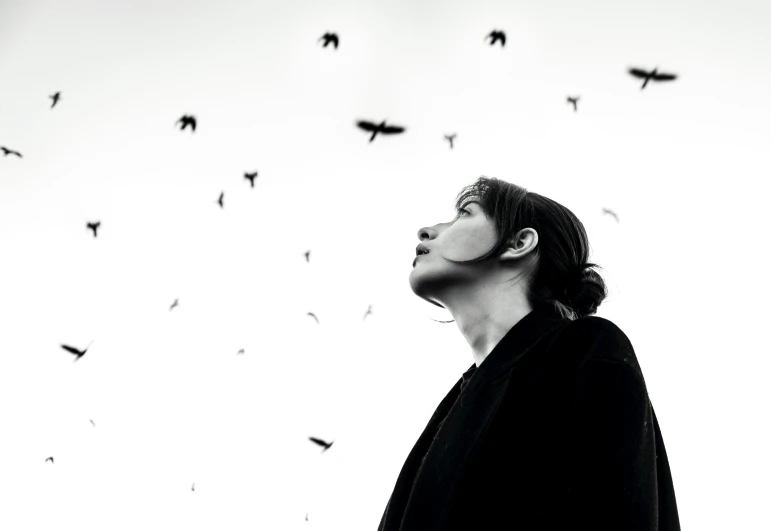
[[378, 303, 680, 530]]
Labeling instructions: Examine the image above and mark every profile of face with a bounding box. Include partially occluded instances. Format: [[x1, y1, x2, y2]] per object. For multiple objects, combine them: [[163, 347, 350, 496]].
[[409, 200, 537, 310]]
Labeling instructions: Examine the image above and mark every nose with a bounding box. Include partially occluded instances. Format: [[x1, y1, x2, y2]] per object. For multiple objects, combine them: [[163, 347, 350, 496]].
[[417, 227, 432, 242]]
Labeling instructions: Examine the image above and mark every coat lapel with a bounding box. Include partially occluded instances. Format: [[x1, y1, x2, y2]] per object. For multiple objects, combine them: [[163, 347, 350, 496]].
[[382, 304, 568, 531]]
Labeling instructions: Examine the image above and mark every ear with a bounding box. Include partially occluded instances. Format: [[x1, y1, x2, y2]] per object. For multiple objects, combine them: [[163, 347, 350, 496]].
[[499, 228, 538, 262]]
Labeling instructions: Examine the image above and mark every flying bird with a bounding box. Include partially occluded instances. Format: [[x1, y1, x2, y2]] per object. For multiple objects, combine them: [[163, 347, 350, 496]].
[[192, 483, 195, 492], [566, 96, 579, 112], [363, 304, 373, 321], [244, 171, 258, 188], [45, 457, 54, 464], [485, 30, 506, 47], [89, 419, 95, 427], [355, 119, 406, 143], [169, 299, 179, 311], [61, 341, 92, 361], [444, 134, 456, 149], [627, 67, 677, 89], [602, 208, 619, 223], [307, 312, 319, 325], [50, 92, 61, 108], [318, 32, 339, 49], [306, 513, 309, 521], [1, 147, 22, 158], [176, 115, 196, 132], [217, 191, 224, 208], [86, 221, 101, 238], [237, 349, 244, 355], [304, 250, 311, 263], [308, 437, 334, 452]]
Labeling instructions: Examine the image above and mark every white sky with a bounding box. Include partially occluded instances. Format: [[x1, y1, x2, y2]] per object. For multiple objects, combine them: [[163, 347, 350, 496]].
[[1, 0, 770, 529]]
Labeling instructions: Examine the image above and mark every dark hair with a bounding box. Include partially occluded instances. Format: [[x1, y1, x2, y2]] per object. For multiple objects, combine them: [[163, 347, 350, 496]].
[[435, 176, 608, 322]]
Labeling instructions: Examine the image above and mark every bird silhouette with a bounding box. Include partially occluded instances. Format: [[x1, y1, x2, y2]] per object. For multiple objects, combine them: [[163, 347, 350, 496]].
[[1, 147, 22, 158], [444, 134, 456, 149], [217, 192, 224, 208], [176, 115, 196, 132], [602, 208, 619, 223], [308, 437, 334, 452], [86, 221, 101, 238], [566, 96, 579, 112], [318, 32, 339, 49], [237, 348, 245, 355], [169, 299, 179, 311], [305, 513, 309, 521], [89, 419, 95, 427], [485, 30, 506, 47], [627, 67, 677, 89], [45, 457, 54, 464], [244, 171, 258, 188], [49, 92, 61, 109], [304, 250, 311, 263], [192, 483, 195, 492], [307, 312, 319, 325], [363, 304, 373, 321], [61, 341, 92, 361], [355, 119, 406, 142]]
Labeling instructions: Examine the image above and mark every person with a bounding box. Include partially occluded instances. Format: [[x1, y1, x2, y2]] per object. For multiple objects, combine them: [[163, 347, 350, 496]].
[[378, 176, 680, 530]]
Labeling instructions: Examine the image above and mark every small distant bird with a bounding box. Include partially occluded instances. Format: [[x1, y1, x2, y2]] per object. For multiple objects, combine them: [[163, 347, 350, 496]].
[[217, 192, 224, 208], [304, 250, 311, 263], [318, 32, 339, 49], [363, 304, 373, 321], [1, 147, 22, 158], [45, 457, 54, 464], [90, 419, 95, 427], [305, 513, 309, 521], [192, 483, 195, 492], [176, 115, 196, 132], [237, 349, 244, 355], [307, 312, 319, 325], [355, 119, 406, 143], [485, 30, 506, 47], [566, 96, 580, 112], [444, 134, 456, 149], [602, 208, 619, 223], [169, 299, 179, 311], [308, 437, 334, 452], [61, 341, 92, 362], [50, 92, 61, 109], [244, 171, 258, 188], [627, 67, 677, 89], [86, 221, 101, 238]]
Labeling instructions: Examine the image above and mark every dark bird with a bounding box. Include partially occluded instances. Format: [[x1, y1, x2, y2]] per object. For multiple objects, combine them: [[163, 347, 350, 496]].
[[307, 312, 319, 325], [444, 134, 456, 149], [318, 32, 339, 49], [237, 348, 244, 355], [86, 221, 101, 238], [627, 67, 677, 89], [304, 250, 311, 263], [485, 30, 506, 47], [355, 119, 406, 143], [363, 304, 373, 321], [244, 171, 258, 188], [602, 208, 620, 223], [45, 457, 54, 464], [50, 92, 61, 109], [176, 115, 196, 132], [61, 341, 92, 361], [566, 96, 580, 112], [89, 419, 95, 427], [308, 436, 334, 452], [1, 147, 22, 158], [169, 299, 179, 311], [217, 191, 224, 208]]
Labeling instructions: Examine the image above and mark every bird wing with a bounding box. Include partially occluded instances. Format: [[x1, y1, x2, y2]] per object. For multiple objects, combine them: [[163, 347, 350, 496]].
[[652, 73, 677, 81], [500, 34, 506, 45], [190, 119, 196, 131], [381, 125, 405, 134], [628, 68, 650, 78], [356, 121, 377, 132], [60, 344, 81, 355]]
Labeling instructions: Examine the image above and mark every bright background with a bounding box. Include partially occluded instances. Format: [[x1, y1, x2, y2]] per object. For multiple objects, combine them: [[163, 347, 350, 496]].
[[1, 0, 770, 529]]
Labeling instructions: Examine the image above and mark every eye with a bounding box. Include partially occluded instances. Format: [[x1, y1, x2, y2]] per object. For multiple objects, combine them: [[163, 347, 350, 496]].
[[457, 208, 469, 216]]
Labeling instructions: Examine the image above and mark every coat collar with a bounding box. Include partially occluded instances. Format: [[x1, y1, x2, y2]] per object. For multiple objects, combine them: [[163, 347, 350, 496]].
[[381, 303, 570, 531]]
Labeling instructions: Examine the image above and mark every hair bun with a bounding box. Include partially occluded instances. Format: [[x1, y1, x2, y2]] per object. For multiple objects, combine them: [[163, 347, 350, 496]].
[[564, 262, 605, 318]]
